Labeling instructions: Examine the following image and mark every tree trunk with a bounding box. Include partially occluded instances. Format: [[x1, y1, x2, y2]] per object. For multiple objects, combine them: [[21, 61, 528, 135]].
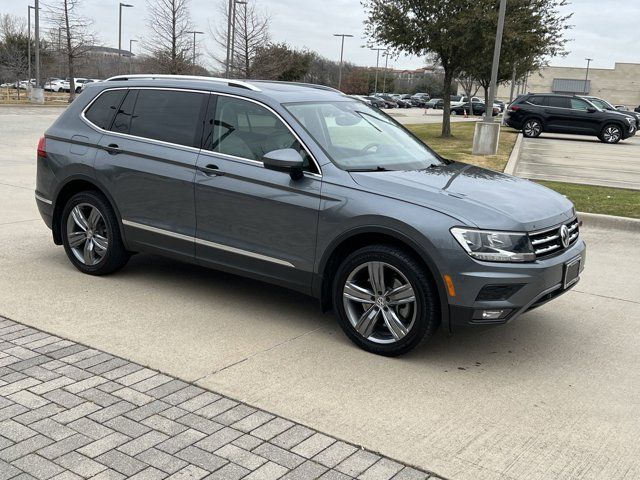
[[441, 69, 453, 137]]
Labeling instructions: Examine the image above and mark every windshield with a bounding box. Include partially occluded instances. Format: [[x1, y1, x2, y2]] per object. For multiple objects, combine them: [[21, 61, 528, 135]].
[[284, 101, 443, 171], [587, 97, 613, 110]]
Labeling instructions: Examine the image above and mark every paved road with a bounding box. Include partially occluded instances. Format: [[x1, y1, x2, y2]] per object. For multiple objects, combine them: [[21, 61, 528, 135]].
[[1, 106, 640, 480], [0, 317, 433, 480], [515, 132, 640, 190]]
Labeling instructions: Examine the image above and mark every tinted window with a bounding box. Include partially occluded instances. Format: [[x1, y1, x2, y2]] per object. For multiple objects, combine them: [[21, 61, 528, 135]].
[[526, 96, 546, 106], [547, 96, 571, 109], [129, 90, 206, 147], [571, 98, 590, 110], [111, 89, 138, 135], [210, 95, 313, 168], [85, 90, 126, 130]]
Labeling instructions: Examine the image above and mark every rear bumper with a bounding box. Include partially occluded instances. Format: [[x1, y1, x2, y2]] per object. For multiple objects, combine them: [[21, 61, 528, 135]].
[[35, 192, 54, 229], [448, 238, 586, 329]]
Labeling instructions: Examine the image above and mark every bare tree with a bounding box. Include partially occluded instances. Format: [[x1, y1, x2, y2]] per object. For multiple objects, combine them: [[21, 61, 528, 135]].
[[208, 0, 270, 78], [44, 0, 96, 101], [145, 0, 193, 74]]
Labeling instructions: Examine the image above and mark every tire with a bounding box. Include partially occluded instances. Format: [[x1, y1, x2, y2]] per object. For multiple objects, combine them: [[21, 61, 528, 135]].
[[522, 118, 543, 138], [599, 124, 622, 143], [61, 191, 130, 275], [332, 244, 440, 356]]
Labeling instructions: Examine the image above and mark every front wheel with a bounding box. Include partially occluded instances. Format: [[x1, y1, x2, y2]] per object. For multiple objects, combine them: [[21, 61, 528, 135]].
[[61, 191, 130, 275], [522, 118, 543, 138], [600, 124, 622, 143], [332, 245, 440, 356]]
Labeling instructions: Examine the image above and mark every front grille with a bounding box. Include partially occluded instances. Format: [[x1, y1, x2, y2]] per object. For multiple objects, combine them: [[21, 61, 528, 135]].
[[529, 218, 580, 259]]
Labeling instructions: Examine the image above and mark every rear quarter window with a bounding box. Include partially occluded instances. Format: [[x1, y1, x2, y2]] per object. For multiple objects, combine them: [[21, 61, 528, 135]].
[[84, 90, 126, 130]]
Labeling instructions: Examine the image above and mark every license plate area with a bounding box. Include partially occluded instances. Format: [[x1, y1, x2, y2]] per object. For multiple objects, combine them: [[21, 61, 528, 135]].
[[563, 256, 581, 289]]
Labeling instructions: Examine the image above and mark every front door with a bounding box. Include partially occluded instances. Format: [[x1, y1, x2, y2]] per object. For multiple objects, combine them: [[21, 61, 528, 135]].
[[194, 94, 322, 293]]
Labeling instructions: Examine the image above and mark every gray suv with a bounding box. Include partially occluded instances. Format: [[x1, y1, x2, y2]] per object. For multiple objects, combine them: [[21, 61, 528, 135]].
[[35, 75, 586, 356]]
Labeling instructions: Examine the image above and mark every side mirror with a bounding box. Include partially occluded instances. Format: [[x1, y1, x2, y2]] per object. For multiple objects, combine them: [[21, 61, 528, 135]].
[[587, 107, 597, 113], [262, 148, 305, 180]]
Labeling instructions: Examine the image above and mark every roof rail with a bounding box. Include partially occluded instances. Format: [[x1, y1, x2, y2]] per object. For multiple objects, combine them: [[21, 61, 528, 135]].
[[104, 74, 261, 91], [251, 80, 343, 94]]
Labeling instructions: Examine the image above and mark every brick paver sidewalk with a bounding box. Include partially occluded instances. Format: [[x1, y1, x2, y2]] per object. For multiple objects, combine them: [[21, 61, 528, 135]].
[[0, 317, 439, 480]]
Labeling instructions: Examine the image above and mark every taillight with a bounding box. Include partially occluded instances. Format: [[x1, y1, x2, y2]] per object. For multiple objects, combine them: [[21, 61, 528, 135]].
[[37, 136, 47, 158], [509, 105, 521, 112]]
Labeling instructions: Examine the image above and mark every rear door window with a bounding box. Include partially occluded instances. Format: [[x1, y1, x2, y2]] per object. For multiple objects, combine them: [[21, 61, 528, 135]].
[[128, 90, 207, 148], [547, 96, 571, 109], [526, 96, 546, 106], [111, 89, 138, 135], [84, 89, 126, 130]]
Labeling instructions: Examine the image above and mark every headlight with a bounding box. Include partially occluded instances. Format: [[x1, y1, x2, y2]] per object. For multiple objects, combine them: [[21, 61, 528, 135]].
[[625, 116, 635, 124], [451, 228, 535, 262]]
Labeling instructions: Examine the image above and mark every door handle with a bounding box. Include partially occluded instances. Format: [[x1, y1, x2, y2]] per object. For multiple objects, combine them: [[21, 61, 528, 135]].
[[198, 164, 224, 176], [104, 143, 122, 155]]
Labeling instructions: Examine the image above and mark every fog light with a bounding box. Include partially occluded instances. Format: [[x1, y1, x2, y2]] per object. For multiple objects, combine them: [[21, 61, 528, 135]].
[[473, 309, 512, 321]]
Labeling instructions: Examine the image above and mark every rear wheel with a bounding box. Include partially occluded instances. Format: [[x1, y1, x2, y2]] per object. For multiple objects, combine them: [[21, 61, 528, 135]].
[[61, 191, 130, 275], [522, 118, 543, 138], [332, 245, 439, 356], [600, 124, 622, 143]]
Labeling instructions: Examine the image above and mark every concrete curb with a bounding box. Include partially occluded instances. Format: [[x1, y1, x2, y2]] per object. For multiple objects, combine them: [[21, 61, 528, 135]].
[[579, 211, 640, 232], [504, 132, 523, 175]]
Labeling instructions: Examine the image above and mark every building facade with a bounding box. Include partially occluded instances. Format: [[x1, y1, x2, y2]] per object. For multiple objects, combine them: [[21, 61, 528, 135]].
[[497, 62, 640, 108]]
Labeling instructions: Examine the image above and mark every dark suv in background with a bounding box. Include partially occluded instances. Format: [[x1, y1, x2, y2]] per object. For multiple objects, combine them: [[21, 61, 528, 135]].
[[504, 93, 636, 143]]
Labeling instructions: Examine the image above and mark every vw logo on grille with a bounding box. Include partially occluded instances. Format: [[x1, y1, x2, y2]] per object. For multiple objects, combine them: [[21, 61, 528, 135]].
[[560, 225, 570, 248]]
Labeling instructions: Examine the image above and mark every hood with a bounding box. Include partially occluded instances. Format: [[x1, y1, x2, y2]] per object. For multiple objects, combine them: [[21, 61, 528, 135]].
[[349, 162, 575, 231]]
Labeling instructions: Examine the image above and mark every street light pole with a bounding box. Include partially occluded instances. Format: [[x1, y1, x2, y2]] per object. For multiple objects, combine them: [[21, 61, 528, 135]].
[[186, 31, 205, 73], [28, 5, 35, 85], [118, 3, 134, 74], [129, 39, 138, 74], [34, 0, 40, 89], [382, 51, 389, 93], [584, 58, 593, 94], [333, 33, 353, 91], [484, 0, 507, 123], [371, 47, 386, 94]]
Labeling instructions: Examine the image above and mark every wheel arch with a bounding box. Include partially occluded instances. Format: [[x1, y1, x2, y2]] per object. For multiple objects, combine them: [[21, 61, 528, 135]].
[[52, 175, 123, 246], [315, 226, 450, 332]]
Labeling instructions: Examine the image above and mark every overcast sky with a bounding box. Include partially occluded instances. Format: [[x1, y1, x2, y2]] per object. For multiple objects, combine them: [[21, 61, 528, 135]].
[[5, 0, 639, 72]]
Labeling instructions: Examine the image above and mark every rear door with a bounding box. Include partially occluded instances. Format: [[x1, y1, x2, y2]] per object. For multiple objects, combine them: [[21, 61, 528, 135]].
[[544, 96, 575, 132], [91, 87, 208, 261], [194, 94, 321, 293]]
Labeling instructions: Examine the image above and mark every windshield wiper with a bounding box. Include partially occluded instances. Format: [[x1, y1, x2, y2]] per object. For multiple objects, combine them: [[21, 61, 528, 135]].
[[347, 166, 391, 172]]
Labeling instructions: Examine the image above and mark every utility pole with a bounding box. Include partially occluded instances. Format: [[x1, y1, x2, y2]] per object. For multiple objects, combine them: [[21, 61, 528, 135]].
[[27, 5, 36, 84], [225, 0, 233, 77], [484, 0, 506, 123], [382, 51, 389, 93], [333, 33, 353, 91], [472, 0, 507, 155], [509, 64, 516, 103], [34, 0, 40, 89], [186, 31, 204, 73], [118, 3, 134, 74], [584, 58, 593, 94], [371, 47, 386, 94], [129, 39, 138, 74]]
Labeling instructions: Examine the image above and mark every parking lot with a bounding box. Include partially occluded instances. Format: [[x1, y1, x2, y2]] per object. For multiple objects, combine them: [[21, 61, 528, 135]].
[[514, 132, 640, 190], [1, 106, 640, 479]]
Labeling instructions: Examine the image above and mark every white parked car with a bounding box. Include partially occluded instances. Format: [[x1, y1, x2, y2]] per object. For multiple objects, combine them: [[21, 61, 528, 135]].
[[450, 95, 482, 108], [44, 78, 65, 92]]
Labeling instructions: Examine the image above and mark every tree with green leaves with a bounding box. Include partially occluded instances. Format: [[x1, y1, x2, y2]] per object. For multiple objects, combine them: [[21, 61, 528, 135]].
[[363, 0, 572, 137], [251, 43, 312, 81], [461, 0, 572, 106]]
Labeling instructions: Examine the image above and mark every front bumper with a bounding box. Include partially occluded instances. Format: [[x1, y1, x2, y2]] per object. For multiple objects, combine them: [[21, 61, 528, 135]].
[[448, 238, 586, 329]]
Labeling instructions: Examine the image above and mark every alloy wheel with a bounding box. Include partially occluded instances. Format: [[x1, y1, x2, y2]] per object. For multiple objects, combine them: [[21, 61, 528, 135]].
[[603, 126, 621, 143], [523, 120, 541, 137], [66, 203, 109, 266], [342, 261, 417, 344]]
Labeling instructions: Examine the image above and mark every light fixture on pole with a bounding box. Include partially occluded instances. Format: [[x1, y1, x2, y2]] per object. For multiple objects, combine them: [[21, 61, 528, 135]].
[[333, 33, 353, 91], [186, 31, 205, 73], [118, 3, 134, 73], [370, 47, 386, 94], [584, 58, 593, 94], [229, 0, 247, 77], [129, 39, 138, 74]]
